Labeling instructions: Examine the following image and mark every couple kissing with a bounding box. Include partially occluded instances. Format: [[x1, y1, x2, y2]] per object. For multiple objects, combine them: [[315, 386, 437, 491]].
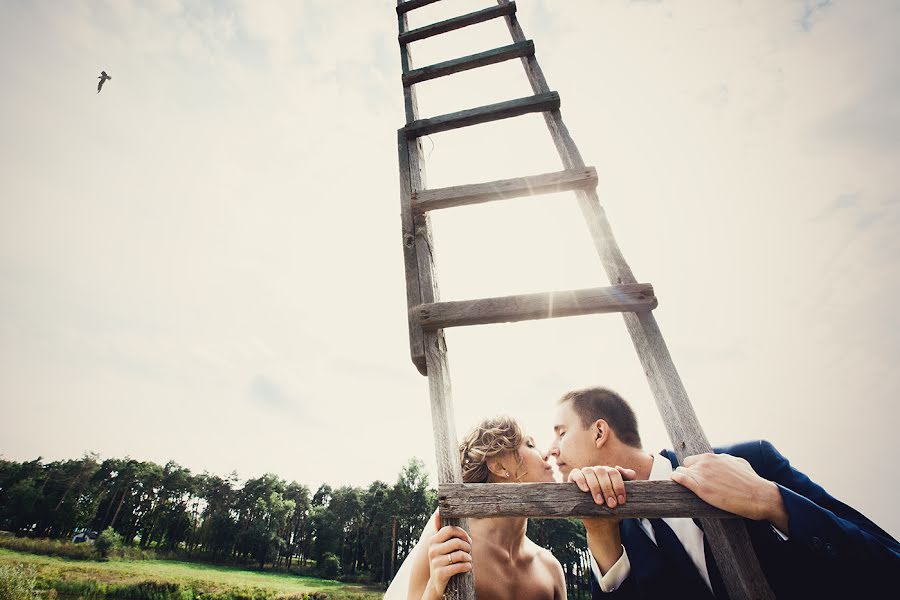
[[386, 387, 900, 600]]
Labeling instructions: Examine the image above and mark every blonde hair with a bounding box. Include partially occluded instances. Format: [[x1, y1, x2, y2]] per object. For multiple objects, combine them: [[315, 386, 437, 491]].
[[459, 416, 525, 483]]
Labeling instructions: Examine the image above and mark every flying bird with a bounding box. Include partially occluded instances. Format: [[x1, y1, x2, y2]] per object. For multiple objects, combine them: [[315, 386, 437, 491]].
[[97, 71, 111, 94]]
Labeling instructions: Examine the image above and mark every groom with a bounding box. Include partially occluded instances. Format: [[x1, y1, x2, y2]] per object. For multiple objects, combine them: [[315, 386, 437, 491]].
[[546, 386, 900, 598]]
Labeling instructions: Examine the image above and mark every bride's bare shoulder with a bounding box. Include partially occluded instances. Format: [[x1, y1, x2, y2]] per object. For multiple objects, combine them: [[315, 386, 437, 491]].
[[525, 537, 563, 569], [522, 538, 566, 598]]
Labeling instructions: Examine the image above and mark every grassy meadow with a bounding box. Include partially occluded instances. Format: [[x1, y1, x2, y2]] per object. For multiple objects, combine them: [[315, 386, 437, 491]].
[[0, 548, 384, 600]]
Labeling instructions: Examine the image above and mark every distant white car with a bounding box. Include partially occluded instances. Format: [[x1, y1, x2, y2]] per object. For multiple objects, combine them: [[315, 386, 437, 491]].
[[72, 528, 99, 544]]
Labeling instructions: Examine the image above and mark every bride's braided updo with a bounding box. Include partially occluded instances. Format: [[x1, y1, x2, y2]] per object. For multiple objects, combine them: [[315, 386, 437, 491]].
[[459, 416, 525, 483]]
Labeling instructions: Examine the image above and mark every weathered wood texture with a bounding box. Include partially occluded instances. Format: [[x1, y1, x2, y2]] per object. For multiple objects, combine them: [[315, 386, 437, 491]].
[[496, 1, 775, 598], [397, 9, 427, 373], [398, 7, 419, 123], [413, 167, 597, 213], [424, 330, 476, 600], [400, 5, 474, 596], [404, 92, 559, 138], [398, 4, 475, 595], [399, 2, 516, 45], [397, 132, 427, 375], [416, 284, 657, 330], [403, 41, 534, 86], [396, 0, 442, 15], [439, 482, 738, 519]]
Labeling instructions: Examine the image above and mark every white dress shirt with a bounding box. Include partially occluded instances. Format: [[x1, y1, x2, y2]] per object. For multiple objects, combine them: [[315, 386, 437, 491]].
[[591, 453, 711, 593]]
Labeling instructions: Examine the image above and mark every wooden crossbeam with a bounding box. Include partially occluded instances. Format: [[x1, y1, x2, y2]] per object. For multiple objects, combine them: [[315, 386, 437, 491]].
[[416, 284, 657, 330], [403, 41, 535, 86], [396, 0, 442, 15], [438, 481, 737, 520], [404, 92, 559, 138], [399, 3, 516, 45], [413, 167, 597, 213]]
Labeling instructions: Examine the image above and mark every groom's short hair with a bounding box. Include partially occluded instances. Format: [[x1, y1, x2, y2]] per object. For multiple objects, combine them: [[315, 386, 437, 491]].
[[559, 387, 642, 448]]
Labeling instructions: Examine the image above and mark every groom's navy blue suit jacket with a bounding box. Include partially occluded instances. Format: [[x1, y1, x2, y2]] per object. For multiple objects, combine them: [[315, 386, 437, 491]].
[[590, 440, 900, 599]]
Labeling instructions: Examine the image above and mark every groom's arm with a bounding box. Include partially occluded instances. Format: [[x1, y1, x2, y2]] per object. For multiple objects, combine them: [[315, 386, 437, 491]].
[[585, 520, 633, 595], [672, 440, 900, 593], [570, 466, 642, 596], [585, 520, 627, 580], [671, 441, 900, 558], [753, 441, 900, 569], [587, 521, 663, 599]]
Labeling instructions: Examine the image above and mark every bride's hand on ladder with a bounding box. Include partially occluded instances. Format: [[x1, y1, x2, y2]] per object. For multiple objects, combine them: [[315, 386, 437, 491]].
[[425, 511, 473, 597]]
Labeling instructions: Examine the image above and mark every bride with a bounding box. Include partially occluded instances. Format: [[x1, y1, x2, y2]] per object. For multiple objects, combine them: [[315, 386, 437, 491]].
[[385, 416, 566, 600]]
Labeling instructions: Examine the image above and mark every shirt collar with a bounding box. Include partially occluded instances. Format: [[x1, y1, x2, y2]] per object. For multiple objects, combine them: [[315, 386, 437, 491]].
[[648, 452, 673, 481]]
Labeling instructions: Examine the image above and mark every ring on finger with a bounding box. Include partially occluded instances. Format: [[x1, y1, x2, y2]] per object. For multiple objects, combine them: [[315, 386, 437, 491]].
[[448, 552, 454, 565]]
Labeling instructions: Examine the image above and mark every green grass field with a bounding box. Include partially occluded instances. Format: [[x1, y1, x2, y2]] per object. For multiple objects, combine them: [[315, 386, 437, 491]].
[[0, 548, 384, 599]]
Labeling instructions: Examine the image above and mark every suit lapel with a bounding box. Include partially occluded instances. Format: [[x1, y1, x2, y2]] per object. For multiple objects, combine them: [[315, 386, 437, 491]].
[[661, 448, 680, 469], [620, 518, 715, 599]]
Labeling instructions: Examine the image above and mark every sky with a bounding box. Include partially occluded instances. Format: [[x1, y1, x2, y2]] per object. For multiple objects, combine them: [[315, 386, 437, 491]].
[[1, 0, 898, 537]]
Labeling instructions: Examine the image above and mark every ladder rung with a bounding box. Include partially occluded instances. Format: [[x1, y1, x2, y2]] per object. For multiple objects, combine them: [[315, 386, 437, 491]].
[[396, 0, 442, 16], [438, 481, 737, 520], [403, 41, 535, 86], [416, 284, 657, 330], [404, 92, 559, 138], [399, 2, 517, 45], [413, 167, 597, 213]]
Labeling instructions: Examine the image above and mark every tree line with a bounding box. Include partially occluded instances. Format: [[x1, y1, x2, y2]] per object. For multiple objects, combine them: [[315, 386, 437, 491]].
[[0, 454, 593, 595]]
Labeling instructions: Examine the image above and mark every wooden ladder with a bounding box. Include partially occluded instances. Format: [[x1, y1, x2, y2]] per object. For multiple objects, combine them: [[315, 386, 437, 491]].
[[395, 2, 775, 599]]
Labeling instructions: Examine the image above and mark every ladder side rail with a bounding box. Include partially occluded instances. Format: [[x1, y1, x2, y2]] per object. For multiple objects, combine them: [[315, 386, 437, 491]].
[[398, 6, 420, 124], [399, 4, 477, 598], [622, 310, 779, 600], [496, 2, 776, 598], [397, 131, 428, 375], [423, 329, 477, 600], [398, 6, 429, 374], [398, 37, 440, 370], [494, 0, 716, 459], [494, 0, 597, 170], [414, 155, 477, 600]]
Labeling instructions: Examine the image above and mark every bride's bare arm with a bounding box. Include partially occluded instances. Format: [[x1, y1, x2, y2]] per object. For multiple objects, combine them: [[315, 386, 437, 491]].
[[406, 537, 433, 600]]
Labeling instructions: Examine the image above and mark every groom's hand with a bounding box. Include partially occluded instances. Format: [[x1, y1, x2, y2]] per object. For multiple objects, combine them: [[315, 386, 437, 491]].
[[671, 452, 789, 533], [569, 466, 636, 575], [568, 465, 636, 510]]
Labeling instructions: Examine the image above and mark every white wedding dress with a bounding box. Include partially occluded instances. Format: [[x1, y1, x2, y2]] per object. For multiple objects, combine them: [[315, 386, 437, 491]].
[[383, 510, 439, 600]]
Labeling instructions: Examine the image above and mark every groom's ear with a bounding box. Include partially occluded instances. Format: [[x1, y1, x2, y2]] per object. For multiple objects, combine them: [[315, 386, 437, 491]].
[[594, 419, 611, 449]]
